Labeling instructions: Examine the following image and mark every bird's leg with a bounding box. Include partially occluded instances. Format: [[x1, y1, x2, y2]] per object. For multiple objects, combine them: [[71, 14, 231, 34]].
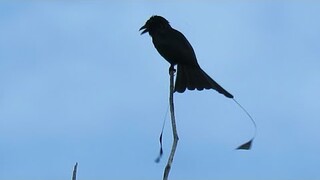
[[169, 64, 176, 75]]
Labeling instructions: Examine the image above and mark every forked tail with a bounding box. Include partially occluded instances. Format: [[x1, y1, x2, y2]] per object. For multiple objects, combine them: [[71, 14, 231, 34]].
[[174, 65, 233, 98]]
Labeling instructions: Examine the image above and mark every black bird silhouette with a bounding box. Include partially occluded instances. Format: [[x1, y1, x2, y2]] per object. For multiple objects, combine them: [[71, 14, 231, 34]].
[[140, 15, 233, 98]]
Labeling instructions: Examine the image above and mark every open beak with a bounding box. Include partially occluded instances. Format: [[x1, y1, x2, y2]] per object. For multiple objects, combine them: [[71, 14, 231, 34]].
[[139, 24, 148, 35]]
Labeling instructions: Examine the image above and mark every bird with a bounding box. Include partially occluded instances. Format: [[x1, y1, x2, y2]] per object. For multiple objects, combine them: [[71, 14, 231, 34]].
[[140, 15, 233, 98]]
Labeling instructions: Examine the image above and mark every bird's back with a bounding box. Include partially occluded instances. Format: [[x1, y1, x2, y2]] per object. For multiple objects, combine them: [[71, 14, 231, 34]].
[[152, 28, 199, 67]]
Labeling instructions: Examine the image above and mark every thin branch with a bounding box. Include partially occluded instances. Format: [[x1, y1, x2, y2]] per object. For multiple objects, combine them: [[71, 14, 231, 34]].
[[72, 162, 78, 180], [163, 66, 179, 180]]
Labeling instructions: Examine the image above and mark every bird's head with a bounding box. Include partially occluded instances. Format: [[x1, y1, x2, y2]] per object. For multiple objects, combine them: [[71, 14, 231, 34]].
[[139, 15, 171, 36]]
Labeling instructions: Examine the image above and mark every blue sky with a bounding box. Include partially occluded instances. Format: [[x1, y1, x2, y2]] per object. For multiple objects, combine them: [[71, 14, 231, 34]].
[[1, 2, 320, 180]]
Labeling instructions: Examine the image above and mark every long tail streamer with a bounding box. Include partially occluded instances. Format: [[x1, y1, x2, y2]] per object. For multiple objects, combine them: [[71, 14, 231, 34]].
[[155, 105, 169, 163], [233, 98, 257, 150]]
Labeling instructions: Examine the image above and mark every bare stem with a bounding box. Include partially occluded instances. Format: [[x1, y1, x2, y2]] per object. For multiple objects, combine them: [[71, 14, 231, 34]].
[[72, 162, 78, 180], [163, 66, 179, 180]]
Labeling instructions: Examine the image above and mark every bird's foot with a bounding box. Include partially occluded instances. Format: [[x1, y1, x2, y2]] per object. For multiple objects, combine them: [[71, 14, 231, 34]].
[[169, 65, 176, 75]]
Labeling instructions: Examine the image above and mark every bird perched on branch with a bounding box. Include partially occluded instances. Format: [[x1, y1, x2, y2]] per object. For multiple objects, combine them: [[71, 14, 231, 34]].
[[140, 15, 233, 98]]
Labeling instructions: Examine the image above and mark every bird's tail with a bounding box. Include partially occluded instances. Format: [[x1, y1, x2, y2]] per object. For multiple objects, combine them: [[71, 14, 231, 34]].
[[174, 65, 233, 98]]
